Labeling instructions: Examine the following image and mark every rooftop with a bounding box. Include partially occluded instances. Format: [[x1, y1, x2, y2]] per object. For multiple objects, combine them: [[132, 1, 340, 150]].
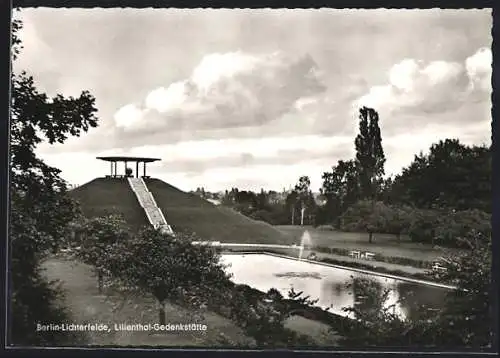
[[96, 156, 161, 163]]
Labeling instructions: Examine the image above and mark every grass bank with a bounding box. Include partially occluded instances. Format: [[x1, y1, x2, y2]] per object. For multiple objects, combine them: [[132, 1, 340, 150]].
[[41, 257, 253, 347], [71, 178, 290, 245]]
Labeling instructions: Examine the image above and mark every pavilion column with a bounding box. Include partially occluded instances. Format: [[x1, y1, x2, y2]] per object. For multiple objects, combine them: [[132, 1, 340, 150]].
[[136, 161, 139, 178], [143, 162, 146, 177], [110, 162, 113, 176], [114, 162, 117, 177], [124, 161, 128, 176]]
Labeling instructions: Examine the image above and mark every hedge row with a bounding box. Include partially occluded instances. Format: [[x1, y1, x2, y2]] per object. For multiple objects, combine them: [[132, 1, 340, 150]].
[[312, 246, 433, 269], [315, 256, 451, 285]]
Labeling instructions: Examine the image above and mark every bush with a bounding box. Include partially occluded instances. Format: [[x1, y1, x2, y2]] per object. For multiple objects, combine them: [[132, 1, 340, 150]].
[[407, 208, 491, 248], [313, 257, 450, 285], [433, 209, 491, 248], [312, 246, 432, 269]]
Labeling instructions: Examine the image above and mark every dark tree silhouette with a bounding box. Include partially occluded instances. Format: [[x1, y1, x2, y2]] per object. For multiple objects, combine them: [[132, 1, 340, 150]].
[[354, 107, 386, 200]]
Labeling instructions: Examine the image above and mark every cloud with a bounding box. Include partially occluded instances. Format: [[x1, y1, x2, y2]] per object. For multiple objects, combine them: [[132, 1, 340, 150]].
[[355, 47, 491, 118], [113, 51, 326, 133], [95, 134, 353, 174], [465, 47, 492, 93]]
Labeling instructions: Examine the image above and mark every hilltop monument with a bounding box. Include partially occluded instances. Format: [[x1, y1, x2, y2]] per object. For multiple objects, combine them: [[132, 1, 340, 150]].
[[70, 156, 290, 243], [96, 156, 161, 178]]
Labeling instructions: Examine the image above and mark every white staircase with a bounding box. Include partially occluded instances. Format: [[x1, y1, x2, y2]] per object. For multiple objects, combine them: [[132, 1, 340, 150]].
[[128, 177, 174, 235]]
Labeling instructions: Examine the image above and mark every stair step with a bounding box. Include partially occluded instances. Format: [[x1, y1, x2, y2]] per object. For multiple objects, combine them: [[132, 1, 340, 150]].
[[128, 177, 174, 235]]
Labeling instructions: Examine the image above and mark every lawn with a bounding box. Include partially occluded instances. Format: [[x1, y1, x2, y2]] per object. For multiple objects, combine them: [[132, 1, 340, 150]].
[[275, 225, 462, 262], [70, 178, 290, 245], [146, 178, 290, 244], [41, 257, 253, 347], [70, 178, 149, 231], [41, 257, 338, 347]]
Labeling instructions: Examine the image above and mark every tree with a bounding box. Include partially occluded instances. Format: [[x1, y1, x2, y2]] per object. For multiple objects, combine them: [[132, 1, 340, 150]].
[[354, 107, 386, 200], [294, 176, 315, 226], [9, 17, 99, 345], [428, 232, 492, 348], [340, 200, 390, 243], [406, 208, 442, 245], [321, 159, 360, 225], [10, 203, 86, 346], [285, 190, 299, 225], [390, 139, 490, 212], [385, 204, 413, 242], [106, 228, 231, 326], [255, 189, 270, 211], [76, 215, 131, 293], [225, 286, 318, 347], [433, 209, 491, 248], [337, 231, 492, 349]]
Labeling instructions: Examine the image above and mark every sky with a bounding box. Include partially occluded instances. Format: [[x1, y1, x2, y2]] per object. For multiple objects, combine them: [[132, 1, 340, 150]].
[[14, 8, 492, 192]]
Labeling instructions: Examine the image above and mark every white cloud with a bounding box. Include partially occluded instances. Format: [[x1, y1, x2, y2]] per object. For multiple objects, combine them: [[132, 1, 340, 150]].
[[466, 47, 492, 92], [114, 104, 143, 128], [355, 47, 491, 117], [113, 51, 326, 133], [191, 52, 264, 93], [388, 59, 420, 91], [145, 81, 189, 113], [101, 135, 353, 163]]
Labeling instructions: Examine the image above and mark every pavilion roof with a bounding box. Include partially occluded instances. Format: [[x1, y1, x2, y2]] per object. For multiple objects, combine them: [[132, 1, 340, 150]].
[[96, 156, 161, 163]]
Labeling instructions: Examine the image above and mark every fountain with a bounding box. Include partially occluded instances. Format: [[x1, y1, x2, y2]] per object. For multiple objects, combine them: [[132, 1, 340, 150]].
[[298, 230, 312, 261]]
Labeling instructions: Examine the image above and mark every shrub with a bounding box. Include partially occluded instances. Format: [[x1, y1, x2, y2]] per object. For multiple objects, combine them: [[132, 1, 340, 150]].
[[433, 209, 491, 248]]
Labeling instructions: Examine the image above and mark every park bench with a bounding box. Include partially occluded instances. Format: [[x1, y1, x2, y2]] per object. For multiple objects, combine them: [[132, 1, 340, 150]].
[[431, 262, 447, 272], [363, 252, 375, 260], [349, 250, 361, 259]]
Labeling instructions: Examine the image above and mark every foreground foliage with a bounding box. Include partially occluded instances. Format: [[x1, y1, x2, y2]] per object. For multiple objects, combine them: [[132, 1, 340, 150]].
[[10, 17, 99, 345], [75, 215, 132, 293], [104, 228, 231, 325], [337, 232, 492, 349]]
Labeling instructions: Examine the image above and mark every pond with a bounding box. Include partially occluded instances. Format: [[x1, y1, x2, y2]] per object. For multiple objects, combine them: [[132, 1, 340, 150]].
[[220, 253, 451, 320]]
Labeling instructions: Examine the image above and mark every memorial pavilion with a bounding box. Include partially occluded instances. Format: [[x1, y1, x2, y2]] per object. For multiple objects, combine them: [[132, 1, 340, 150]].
[[96, 156, 161, 178]]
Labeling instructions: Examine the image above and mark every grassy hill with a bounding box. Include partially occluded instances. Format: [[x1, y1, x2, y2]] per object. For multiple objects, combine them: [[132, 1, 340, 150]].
[[70, 178, 149, 231], [145, 178, 291, 244], [70, 177, 292, 244]]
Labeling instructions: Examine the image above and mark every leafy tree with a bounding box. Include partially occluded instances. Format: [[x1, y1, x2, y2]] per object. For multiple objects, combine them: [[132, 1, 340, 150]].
[[340, 200, 390, 243], [428, 232, 492, 348], [9, 17, 98, 345], [337, 276, 436, 348], [255, 189, 270, 211], [354, 107, 386, 200], [228, 287, 289, 347], [225, 286, 318, 347], [385, 204, 413, 242], [106, 228, 230, 325], [433, 209, 491, 248], [285, 190, 299, 225], [321, 159, 360, 225], [390, 139, 490, 212], [10, 204, 86, 346], [76, 215, 131, 293], [406, 208, 442, 245], [338, 231, 492, 349], [294, 176, 315, 225]]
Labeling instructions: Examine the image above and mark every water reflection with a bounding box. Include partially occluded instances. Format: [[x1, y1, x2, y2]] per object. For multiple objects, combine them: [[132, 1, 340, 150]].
[[221, 253, 448, 320]]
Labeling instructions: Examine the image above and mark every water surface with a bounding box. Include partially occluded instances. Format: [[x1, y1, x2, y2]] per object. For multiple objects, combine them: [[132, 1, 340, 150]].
[[221, 253, 449, 319]]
